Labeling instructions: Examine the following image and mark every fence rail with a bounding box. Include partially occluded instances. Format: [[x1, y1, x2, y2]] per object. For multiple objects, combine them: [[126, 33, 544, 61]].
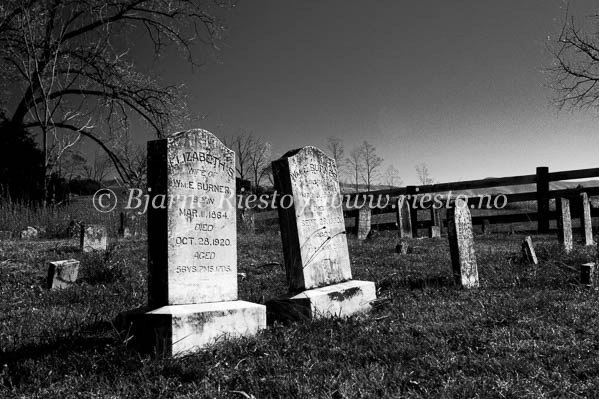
[[245, 166, 599, 235]]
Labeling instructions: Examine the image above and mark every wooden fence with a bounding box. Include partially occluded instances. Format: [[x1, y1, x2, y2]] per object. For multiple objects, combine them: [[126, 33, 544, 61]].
[[246, 166, 599, 236]]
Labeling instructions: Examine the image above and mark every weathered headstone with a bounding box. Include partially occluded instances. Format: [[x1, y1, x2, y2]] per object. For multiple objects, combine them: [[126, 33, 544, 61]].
[[521, 236, 538, 265], [47, 259, 80, 290], [80, 224, 108, 252], [581, 192, 594, 246], [269, 146, 376, 319], [581, 262, 597, 287], [396, 197, 413, 239], [20, 226, 38, 240], [357, 206, 372, 240], [557, 197, 573, 253], [119, 129, 265, 356], [447, 201, 479, 288], [482, 219, 491, 235], [395, 240, 409, 255], [429, 208, 441, 238], [0, 231, 13, 240]]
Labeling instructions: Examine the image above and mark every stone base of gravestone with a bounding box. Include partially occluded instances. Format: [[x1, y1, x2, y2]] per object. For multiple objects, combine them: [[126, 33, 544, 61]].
[[266, 280, 376, 322], [47, 259, 80, 289], [119, 301, 266, 356]]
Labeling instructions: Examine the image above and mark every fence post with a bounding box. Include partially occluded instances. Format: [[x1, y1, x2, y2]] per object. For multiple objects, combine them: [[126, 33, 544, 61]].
[[406, 185, 418, 237], [536, 166, 550, 234]]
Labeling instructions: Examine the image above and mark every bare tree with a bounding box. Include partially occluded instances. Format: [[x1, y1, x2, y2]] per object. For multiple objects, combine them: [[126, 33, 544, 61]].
[[415, 163, 434, 185], [360, 141, 383, 191], [384, 164, 402, 188], [223, 131, 255, 183], [83, 151, 113, 183], [0, 0, 233, 187], [346, 146, 364, 193], [326, 136, 345, 175], [115, 142, 147, 189], [248, 141, 271, 192], [549, 11, 599, 112]]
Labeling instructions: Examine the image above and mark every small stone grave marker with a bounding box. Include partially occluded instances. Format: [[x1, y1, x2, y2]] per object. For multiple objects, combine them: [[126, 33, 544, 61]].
[[47, 259, 80, 290], [396, 198, 413, 239], [581, 262, 597, 287], [80, 224, 108, 252], [447, 200, 479, 288], [557, 197, 573, 253], [521, 236, 538, 265], [357, 206, 372, 240], [581, 192, 594, 246]]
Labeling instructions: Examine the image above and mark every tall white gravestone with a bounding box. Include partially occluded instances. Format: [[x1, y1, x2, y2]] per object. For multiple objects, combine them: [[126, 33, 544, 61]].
[[119, 129, 266, 356], [269, 147, 376, 320]]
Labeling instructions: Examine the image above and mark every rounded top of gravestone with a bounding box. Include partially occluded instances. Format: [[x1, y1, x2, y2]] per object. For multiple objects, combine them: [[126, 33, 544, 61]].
[[279, 146, 335, 165], [166, 128, 229, 147]]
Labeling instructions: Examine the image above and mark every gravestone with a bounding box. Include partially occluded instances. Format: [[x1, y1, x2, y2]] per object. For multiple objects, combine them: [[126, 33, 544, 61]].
[[521, 236, 538, 265], [395, 240, 409, 255], [396, 198, 413, 239], [581, 192, 594, 246], [581, 262, 597, 287], [482, 219, 491, 235], [80, 224, 108, 252], [447, 201, 479, 288], [429, 208, 441, 238], [269, 146, 376, 320], [557, 197, 573, 253], [20, 226, 38, 240], [357, 206, 372, 240], [119, 129, 265, 356], [47, 259, 80, 290]]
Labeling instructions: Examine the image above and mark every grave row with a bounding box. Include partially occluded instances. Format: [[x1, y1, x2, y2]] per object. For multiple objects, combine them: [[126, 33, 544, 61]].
[[22, 128, 599, 357]]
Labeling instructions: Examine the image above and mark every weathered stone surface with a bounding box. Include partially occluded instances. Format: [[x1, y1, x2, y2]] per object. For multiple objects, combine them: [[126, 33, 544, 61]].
[[47, 259, 80, 290], [20, 226, 38, 240], [357, 206, 372, 240], [80, 224, 108, 252], [557, 197, 573, 253], [581, 262, 597, 287], [581, 193, 594, 246], [396, 198, 413, 239], [147, 129, 237, 307], [395, 240, 409, 255], [119, 129, 266, 356], [120, 301, 266, 356], [0, 231, 13, 240], [429, 226, 441, 238], [447, 202, 479, 288], [429, 208, 441, 237], [266, 280, 375, 321], [272, 146, 352, 291], [521, 236, 538, 265]]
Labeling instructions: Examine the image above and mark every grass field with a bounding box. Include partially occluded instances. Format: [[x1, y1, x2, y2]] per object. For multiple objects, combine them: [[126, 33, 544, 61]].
[[1, 229, 599, 398]]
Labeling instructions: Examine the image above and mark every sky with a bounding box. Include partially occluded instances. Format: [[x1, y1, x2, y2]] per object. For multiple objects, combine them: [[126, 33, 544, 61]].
[[136, 0, 599, 185]]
